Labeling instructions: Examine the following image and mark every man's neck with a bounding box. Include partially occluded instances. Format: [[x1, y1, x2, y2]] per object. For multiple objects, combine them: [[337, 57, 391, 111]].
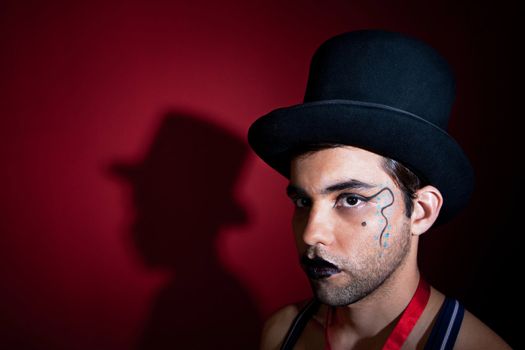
[[327, 259, 421, 344]]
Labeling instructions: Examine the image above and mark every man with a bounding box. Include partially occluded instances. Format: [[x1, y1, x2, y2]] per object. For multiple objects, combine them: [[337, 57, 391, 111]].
[[247, 30, 510, 349]]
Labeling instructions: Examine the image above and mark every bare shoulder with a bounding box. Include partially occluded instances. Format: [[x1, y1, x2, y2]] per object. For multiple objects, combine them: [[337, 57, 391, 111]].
[[454, 308, 512, 349], [260, 300, 310, 350]]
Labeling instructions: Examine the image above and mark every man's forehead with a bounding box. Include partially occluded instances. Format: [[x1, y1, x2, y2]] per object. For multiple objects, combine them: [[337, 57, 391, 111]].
[[289, 145, 387, 185]]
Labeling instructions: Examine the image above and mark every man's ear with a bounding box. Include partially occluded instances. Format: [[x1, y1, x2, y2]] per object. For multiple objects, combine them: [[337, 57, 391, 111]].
[[410, 185, 443, 236]]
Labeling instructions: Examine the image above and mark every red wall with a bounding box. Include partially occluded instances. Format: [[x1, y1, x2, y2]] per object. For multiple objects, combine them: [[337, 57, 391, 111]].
[[0, 1, 518, 349]]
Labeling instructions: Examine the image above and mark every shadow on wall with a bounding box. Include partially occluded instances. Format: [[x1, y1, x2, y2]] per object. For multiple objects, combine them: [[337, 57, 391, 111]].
[[111, 112, 261, 349]]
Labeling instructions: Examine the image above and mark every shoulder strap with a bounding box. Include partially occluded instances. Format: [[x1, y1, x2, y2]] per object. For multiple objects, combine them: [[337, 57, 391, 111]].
[[280, 299, 321, 350], [424, 297, 465, 350]]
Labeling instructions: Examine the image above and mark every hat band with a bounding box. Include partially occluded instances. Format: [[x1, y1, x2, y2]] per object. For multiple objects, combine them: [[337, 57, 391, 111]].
[[319, 99, 420, 118], [295, 99, 450, 137]]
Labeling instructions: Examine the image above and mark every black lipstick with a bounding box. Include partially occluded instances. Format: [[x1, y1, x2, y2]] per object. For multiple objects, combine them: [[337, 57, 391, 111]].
[[300, 256, 341, 280]]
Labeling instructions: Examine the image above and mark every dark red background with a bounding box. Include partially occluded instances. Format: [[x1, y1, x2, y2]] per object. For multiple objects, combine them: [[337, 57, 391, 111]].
[[0, 1, 519, 349]]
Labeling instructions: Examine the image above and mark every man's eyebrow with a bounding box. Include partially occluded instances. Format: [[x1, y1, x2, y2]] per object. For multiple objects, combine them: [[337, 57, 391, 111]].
[[286, 179, 376, 198], [323, 179, 376, 193]]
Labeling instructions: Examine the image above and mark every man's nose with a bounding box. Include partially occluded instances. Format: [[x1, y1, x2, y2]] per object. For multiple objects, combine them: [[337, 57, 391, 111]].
[[301, 205, 335, 247]]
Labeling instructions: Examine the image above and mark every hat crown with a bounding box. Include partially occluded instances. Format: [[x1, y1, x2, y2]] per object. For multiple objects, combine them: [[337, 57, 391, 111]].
[[304, 30, 456, 130]]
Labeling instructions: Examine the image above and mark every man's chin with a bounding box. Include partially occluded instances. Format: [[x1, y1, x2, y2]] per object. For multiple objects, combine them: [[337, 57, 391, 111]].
[[313, 288, 355, 307], [309, 278, 340, 302], [308, 275, 368, 306]]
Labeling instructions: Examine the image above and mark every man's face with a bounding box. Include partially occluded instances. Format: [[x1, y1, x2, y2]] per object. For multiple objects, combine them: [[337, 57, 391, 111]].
[[287, 146, 413, 306]]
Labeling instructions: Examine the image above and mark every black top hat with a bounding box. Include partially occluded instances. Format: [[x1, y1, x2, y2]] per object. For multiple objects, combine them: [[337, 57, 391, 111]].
[[247, 29, 474, 225]]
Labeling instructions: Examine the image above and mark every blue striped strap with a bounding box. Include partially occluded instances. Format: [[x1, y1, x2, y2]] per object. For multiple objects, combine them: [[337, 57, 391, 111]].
[[280, 299, 320, 350], [424, 297, 465, 350]]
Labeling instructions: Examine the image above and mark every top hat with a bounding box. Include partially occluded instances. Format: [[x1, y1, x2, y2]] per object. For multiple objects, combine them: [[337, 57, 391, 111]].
[[247, 29, 474, 225]]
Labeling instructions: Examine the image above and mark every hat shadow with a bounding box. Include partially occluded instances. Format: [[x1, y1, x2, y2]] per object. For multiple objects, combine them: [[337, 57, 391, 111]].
[[110, 111, 261, 349]]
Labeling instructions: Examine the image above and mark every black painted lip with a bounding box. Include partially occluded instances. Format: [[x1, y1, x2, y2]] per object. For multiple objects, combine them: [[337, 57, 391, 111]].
[[304, 266, 341, 280], [301, 256, 341, 280]]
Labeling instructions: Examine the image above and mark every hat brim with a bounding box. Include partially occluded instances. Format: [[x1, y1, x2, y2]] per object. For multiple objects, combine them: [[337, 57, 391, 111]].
[[247, 100, 474, 225]]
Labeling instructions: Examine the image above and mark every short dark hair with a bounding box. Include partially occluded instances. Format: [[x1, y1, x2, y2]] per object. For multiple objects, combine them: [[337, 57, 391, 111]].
[[288, 143, 427, 217]]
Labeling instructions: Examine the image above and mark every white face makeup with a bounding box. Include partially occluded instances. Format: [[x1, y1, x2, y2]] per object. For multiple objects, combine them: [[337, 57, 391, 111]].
[[288, 146, 412, 306]]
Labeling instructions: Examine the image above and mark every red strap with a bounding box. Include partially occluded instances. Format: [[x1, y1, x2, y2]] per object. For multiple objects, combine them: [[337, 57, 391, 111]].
[[324, 277, 430, 350], [382, 277, 431, 350]]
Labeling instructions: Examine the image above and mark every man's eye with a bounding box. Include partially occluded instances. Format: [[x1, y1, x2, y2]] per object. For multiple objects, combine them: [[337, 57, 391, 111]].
[[294, 198, 310, 208], [337, 195, 364, 208]]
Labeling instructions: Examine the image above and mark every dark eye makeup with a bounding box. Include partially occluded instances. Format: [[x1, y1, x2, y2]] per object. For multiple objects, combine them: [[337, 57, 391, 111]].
[[291, 187, 393, 210], [334, 193, 368, 208]]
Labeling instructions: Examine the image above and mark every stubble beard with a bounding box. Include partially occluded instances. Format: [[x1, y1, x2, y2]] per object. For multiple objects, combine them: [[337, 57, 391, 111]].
[[310, 221, 412, 307]]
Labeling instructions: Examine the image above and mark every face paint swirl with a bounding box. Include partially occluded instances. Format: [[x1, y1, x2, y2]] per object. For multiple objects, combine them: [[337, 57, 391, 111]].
[[364, 187, 395, 248]]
